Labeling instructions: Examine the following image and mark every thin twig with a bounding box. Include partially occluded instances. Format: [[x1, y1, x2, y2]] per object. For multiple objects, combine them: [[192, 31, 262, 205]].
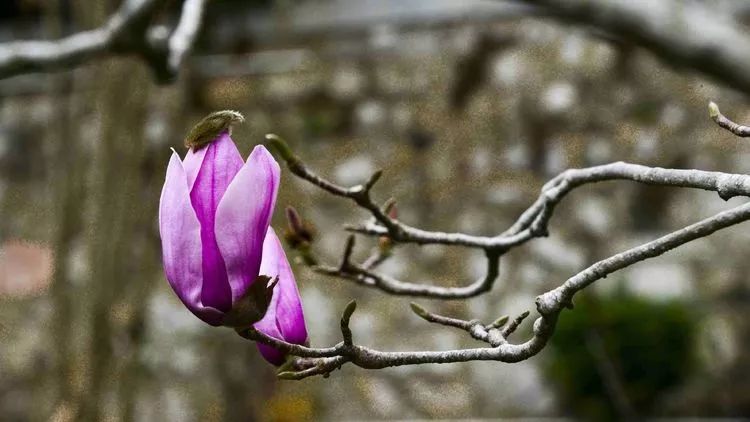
[[313, 248, 502, 299], [409, 302, 504, 346], [340, 300, 357, 347], [500, 311, 530, 338], [709, 101, 750, 137]]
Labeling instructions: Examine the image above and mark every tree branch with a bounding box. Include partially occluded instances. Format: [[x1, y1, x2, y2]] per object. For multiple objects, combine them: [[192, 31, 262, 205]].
[[708, 101, 750, 137], [536, 201, 750, 315], [243, 201, 750, 379], [0, 0, 208, 83], [271, 131, 750, 299], [514, 0, 750, 96]]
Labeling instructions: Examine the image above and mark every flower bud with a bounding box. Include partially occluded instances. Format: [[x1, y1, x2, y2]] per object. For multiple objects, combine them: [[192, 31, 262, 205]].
[[159, 114, 279, 326]]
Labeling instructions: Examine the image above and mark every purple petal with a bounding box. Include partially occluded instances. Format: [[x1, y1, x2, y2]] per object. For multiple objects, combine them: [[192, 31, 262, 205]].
[[182, 145, 207, 191], [214, 145, 280, 304], [189, 132, 244, 313], [159, 151, 224, 325], [254, 227, 308, 365]]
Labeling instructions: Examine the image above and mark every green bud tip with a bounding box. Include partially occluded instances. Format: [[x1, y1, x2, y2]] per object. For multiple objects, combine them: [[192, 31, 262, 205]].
[[409, 302, 429, 320], [276, 371, 298, 380], [490, 315, 509, 328], [708, 101, 720, 120], [277, 356, 297, 373], [265, 134, 297, 163]]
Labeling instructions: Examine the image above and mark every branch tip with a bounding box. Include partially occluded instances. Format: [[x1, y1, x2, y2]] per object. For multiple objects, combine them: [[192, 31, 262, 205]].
[[339, 235, 356, 271], [409, 302, 430, 320], [365, 170, 383, 191], [342, 300, 357, 321], [707, 102, 750, 137], [276, 371, 298, 380], [501, 311, 531, 338], [265, 133, 299, 163], [708, 101, 720, 120], [340, 300, 357, 346], [488, 315, 509, 329]]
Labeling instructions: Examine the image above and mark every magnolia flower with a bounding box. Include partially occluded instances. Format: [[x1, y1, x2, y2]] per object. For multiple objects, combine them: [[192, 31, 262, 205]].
[[159, 131, 280, 325], [159, 118, 309, 364], [254, 227, 308, 365]]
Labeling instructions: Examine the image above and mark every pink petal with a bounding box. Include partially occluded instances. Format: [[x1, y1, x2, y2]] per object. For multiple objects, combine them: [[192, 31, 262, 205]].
[[254, 227, 308, 365], [214, 145, 280, 304], [159, 151, 224, 325], [182, 144, 207, 192], [189, 132, 244, 313]]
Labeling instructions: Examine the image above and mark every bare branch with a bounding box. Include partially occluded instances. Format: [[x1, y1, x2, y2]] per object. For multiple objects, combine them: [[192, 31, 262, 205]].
[[514, 0, 750, 96], [410, 302, 505, 346], [266, 134, 403, 238], [313, 248, 502, 299], [271, 130, 750, 255], [237, 327, 343, 358], [166, 0, 207, 72], [409, 302, 475, 331], [536, 201, 750, 315], [245, 201, 750, 380], [298, 156, 750, 298], [252, 105, 750, 379], [0, 0, 208, 83], [708, 101, 750, 137]]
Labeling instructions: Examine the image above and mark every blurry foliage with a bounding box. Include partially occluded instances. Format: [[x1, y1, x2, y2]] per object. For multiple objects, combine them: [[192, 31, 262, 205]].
[[544, 287, 698, 420]]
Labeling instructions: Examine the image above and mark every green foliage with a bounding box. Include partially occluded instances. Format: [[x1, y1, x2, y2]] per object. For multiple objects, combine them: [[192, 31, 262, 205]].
[[544, 288, 698, 420]]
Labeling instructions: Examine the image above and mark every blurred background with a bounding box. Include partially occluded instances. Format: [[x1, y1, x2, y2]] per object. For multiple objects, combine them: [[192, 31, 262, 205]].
[[2, 0, 750, 420]]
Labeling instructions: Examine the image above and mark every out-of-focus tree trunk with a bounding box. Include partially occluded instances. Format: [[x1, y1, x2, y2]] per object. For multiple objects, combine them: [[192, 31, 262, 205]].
[[45, 0, 84, 419], [80, 57, 151, 419], [72, 0, 156, 409]]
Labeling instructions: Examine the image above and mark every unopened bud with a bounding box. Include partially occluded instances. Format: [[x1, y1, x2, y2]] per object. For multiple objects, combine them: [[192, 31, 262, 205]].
[[283, 206, 315, 248], [708, 101, 720, 120], [488, 315, 509, 329], [410, 302, 430, 320], [184, 110, 244, 149], [382, 198, 398, 219], [378, 235, 394, 256], [377, 199, 397, 254]]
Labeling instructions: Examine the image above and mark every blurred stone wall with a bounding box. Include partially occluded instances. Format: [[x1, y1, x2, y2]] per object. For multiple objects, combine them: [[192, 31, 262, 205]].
[[1, 1, 750, 419]]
